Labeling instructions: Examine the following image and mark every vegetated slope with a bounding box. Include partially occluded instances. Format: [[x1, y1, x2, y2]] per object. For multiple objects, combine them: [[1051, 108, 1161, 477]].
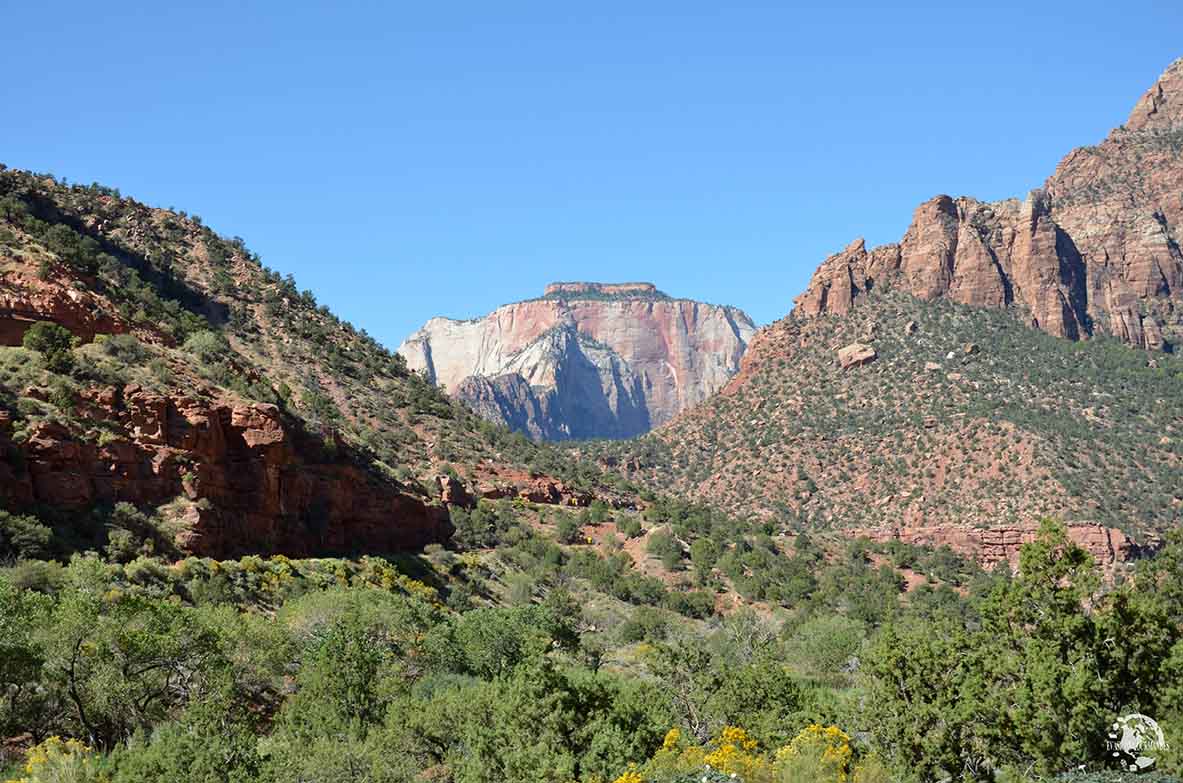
[[398, 281, 755, 440], [586, 290, 1183, 543], [796, 57, 1183, 349], [0, 166, 627, 557]]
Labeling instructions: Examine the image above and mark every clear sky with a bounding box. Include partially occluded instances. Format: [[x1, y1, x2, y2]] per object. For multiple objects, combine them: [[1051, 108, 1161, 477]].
[[3, 2, 1180, 347]]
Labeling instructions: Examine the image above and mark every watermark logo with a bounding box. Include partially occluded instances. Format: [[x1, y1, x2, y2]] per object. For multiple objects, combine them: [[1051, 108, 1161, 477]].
[[1107, 713, 1168, 771]]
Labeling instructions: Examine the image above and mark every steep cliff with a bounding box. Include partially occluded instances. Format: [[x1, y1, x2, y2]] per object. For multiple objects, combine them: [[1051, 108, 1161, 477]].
[[0, 383, 452, 557], [795, 57, 1183, 349], [399, 283, 755, 440]]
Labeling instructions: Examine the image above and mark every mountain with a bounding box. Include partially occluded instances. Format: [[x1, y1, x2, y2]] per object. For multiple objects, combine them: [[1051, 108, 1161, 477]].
[[0, 167, 631, 559], [796, 57, 1183, 350], [398, 282, 756, 440], [584, 58, 1183, 564]]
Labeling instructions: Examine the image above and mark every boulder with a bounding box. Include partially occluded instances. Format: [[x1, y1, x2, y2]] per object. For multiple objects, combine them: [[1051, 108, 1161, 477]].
[[837, 342, 877, 369]]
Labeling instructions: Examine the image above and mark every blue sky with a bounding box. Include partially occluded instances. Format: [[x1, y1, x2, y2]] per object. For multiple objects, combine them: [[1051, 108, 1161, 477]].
[[3, 2, 1180, 347]]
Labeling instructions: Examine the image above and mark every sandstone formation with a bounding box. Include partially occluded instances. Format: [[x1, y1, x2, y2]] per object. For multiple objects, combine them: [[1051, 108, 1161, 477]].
[[0, 384, 454, 558], [794, 58, 1183, 350], [0, 282, 127, 346], [837, 342, 877, 369], [399, 284, 755, 440], [848, 522, 1152, 573]]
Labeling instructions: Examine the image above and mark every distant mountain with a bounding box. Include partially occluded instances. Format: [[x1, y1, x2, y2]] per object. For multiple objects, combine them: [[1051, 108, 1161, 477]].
[[796, 57, 1183, 350], [584, 58, 1183, 565], [398, 282, 755, 440]]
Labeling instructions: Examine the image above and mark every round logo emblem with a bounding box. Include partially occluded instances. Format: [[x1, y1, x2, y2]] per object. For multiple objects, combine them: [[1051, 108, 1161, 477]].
[[1107, 713, 1168, 771]]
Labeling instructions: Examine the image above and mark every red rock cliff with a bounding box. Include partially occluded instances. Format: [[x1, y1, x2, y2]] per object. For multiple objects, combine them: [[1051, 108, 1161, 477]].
[[0, 385, 452, 558], [794, 58, 1183, 349], [848, 522, 1152, 574]]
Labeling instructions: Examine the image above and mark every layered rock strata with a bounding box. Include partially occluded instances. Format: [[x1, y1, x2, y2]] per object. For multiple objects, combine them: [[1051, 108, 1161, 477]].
[[399, 284, 756, 439], [795, 58, 1183, 350]]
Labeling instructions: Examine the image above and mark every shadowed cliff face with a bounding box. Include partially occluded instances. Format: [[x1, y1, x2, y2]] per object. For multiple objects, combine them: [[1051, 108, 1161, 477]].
[[455, 329, 651, 440], [795, 57, 1183, 350], [399, 286, 755, 440], [0, 385, 454, 558]]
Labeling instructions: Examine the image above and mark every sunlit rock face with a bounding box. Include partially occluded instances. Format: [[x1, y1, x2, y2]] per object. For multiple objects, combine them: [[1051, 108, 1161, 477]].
[[399, 283, 755, 440], [795, 57, 1183, 351]]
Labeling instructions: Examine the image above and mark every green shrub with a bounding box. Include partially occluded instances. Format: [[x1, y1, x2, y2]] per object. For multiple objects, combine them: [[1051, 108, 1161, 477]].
[[22, 321, 77, 373], [96, 333, 149, 365], [0, 509, 52, 559], [181, 330, 226, 362]]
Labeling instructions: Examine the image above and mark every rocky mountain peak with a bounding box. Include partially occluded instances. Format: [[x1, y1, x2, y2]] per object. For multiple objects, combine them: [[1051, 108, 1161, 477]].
[[400, 289, 755, 440], [1126, 56, 1183, 131], [793, 57, 1183, 350]]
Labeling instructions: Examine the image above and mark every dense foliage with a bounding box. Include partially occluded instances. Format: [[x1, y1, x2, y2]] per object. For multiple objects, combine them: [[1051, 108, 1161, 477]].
[[0, 522, 1180, 782]]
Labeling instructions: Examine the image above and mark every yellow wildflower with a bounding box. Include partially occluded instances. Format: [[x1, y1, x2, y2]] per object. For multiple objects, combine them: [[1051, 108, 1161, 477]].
[[611, 766, 645, 783], [661, 727, 682, 752]]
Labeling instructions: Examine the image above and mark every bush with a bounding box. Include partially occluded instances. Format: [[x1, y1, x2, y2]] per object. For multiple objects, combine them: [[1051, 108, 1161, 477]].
[[22, 321, 76, 373], [181, 330, 226, 362], [618, 517, 643, 539], [556, 514, 583, 544], [96, 333, 149, 365], [0, 510, 52, 559], [647, 530, 684, 571], [618, 606, 671, 643], [784, 614, 866, 681]]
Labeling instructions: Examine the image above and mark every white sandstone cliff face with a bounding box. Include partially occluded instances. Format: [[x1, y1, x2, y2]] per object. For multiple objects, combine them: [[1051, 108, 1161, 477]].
[[398, 284, 756, 440]]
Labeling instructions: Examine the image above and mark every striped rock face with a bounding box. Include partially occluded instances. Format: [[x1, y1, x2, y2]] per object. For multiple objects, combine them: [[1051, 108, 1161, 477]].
[[399, 285, 755, 440], [794, 58, 1183, 351]]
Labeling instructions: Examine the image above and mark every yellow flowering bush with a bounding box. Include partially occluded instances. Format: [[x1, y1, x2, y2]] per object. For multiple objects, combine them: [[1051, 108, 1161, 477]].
[[611, 724, 877, 783], [660, 727, 681, 752], [704, 726, 768, 779], [775, 724, 853, 783], [632, 725, 773, 782], [611, 767, 645, 783], [3, 736, 99, 783]]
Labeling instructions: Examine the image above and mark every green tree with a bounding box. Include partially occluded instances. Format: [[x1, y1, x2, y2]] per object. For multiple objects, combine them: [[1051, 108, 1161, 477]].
[[978, 520, 1106, 775], [0, 576, 54, 742], [22, 321, 77, 373], [863, 617, 994, 782], [0, 509, 53, 559], [108, 695, 262, 783], [37, 564, 227, 747]]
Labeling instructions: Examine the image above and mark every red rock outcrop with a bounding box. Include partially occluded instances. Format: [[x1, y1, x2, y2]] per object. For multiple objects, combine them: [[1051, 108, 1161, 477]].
[[0, 283, 127, 345], [470, 472, 595, 508], [848, 522, 1150, 573], [794, 58, 1183, 349], [0, 385, 452, 558]]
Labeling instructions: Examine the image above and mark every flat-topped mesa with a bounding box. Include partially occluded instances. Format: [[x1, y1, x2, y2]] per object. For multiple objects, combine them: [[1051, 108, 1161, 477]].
[[543, 281, 663, 298], [399, 285, 755, 440]]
